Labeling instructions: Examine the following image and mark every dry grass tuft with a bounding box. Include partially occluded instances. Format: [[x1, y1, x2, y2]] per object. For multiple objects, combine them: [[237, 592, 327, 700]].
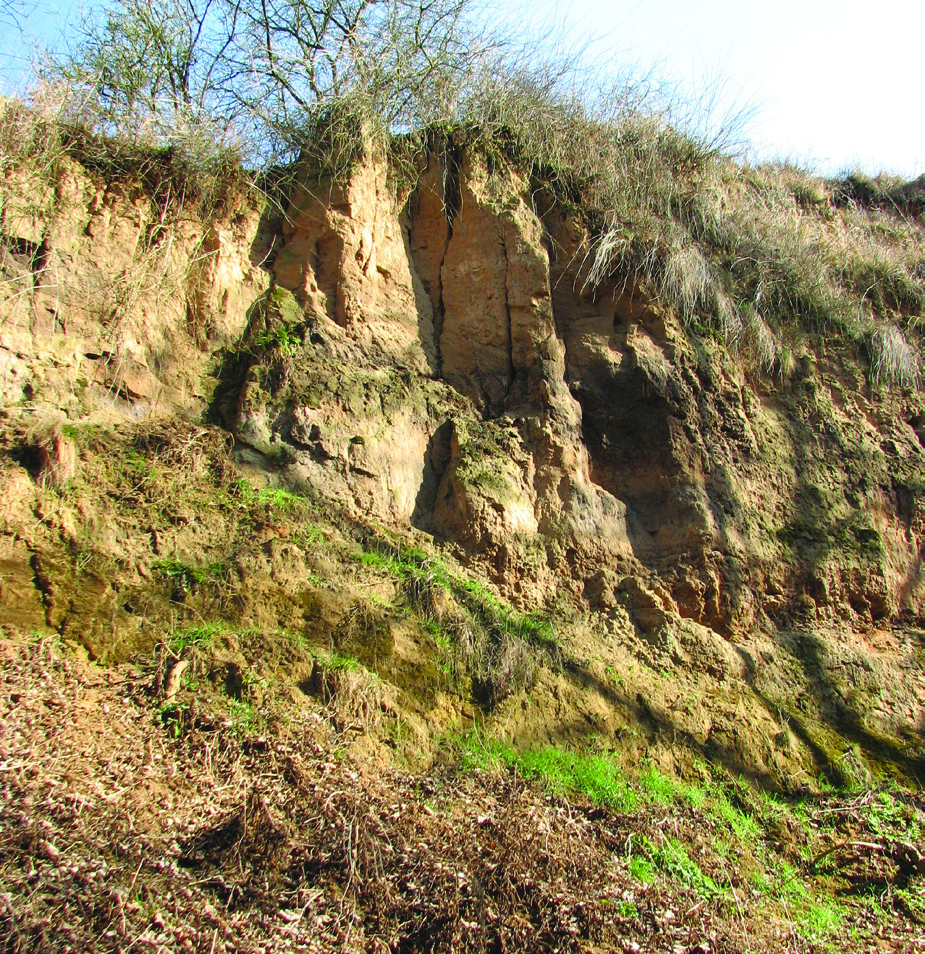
[[869, 323, 922, 388]]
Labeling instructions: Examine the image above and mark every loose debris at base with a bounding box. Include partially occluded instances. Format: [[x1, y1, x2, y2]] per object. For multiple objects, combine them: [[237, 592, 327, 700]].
[[1, 638, 923, 953]]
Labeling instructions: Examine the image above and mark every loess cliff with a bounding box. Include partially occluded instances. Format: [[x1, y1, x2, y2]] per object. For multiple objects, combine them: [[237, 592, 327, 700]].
[[1, 120, 924, 792]]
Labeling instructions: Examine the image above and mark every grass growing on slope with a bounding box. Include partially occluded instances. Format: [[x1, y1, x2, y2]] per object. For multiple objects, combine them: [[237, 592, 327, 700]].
[[513, 747, 639, 812], [358, 537, 559, 704], [453, 71, 925, 382], [456, 733, 638, 812]]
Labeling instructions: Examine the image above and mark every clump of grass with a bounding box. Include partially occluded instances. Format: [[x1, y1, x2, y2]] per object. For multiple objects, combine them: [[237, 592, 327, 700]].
[[628, 855, 656, 884], [795, 899, 845, 939], [158, 699, 192, 738], [167, 621, 231, 654], [153, 557, 229, 595], [310, 648, 364, 673], [617, 899, 639, 919], [255, 485, 308, 510], [0, 96, 66, 171], [636, 834, 726, 900], [869, 323, 922, 388], [307, 649, 384, 734], [358, 538, 558, 705], [638, 763, 705, 807], [231, 477, 315, 516], [711, 789, 761, 841], [244, 286, 306, 357], [252, 324, 302, 355], [752, 861, 807, 902]]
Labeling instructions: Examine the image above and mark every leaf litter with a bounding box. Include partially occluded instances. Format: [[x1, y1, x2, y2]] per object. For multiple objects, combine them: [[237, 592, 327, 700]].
[[0, 637, 922, 953]]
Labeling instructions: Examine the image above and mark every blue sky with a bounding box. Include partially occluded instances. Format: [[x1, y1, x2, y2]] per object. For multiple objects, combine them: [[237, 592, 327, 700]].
[[3, 0, 923, 178]]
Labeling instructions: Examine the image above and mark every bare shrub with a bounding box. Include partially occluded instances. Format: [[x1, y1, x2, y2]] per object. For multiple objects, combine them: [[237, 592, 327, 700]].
[[45, 0, 499, 166]]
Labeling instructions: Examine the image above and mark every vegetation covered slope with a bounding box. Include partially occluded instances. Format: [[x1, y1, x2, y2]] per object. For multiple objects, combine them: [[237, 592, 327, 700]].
[[2, 636, 923, 953]]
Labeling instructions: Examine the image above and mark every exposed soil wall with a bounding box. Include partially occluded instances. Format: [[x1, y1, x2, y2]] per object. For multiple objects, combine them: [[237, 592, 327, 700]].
[[1, 135, 923, 785]]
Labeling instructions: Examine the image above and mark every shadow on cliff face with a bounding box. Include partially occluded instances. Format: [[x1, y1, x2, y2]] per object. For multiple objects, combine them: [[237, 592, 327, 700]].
[[552, 633, 924, 790], [411, 420, 454, 533], [552, 658, 797, 790], [724, 373, 925, 785], [204, 209, 290, 430], [730, 643, 852, 788], [788, 632, 925, 784], [574, 374, 674, 561], [402, 152, 455, 380], [773, 358, 925, 626], [566, 325, 760, 633]]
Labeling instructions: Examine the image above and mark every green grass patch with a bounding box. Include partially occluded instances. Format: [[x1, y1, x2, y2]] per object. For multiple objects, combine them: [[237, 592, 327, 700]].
[[455, 576, 556, 651], [165, 622, 265, 656], [629, 855, 656, 884], [358, 537, 560, 704], [359, 539, 557, 652], [752, 861, 807, 901], [617, 899, 639, 919], [252, 324, 302, 355], [296, 525, 325, 546], [255, 486, 307, 510], [153, 558, 229, 592], [638, 835, 726, 900], [158, 700, 190, 739], [638, 763, 705, 807], [167, 622, 230, 654], [358, 542, 454, 589], [226, 698, 262, 735], [310, 648, 363, 673], [455, 732, 511, 772], [232, 478, 312, 513], [513, 748, 638, 811], [863, 789, 923, 842], [710, 790, 761, 841], [795, 899, 845, 939], [456, 735, 637, 811]]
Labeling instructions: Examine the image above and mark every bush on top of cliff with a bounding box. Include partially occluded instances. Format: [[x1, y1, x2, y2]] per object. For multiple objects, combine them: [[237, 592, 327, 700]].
[[43, 0, 495, 165]]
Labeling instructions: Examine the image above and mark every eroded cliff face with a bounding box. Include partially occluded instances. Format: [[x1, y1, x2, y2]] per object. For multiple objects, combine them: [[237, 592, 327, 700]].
[[249, 145, 925, 629], [0, 158, 270, 417], [2, 137, 923, 784]]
